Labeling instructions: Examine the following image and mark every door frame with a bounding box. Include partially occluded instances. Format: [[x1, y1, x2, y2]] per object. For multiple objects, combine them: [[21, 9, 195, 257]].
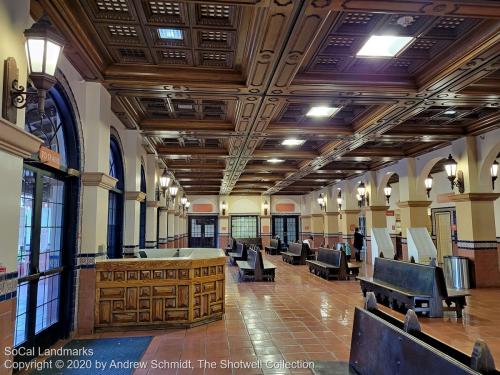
[[188, 215, 219, 248], [16, 162, 79, 362], [271, 215, 300, 245]]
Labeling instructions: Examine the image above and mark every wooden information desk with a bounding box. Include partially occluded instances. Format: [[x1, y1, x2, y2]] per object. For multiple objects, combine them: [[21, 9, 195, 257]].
[[95, 248, 225, 330]]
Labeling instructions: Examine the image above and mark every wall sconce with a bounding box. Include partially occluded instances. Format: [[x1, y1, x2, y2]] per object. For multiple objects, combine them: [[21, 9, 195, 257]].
[[3, 16, 64, 122], [424, 175, 433, 198], [180, 194, 189, 214], [491, 160, 498, 190], [263, 200, 269, 216], [336, 189, 342, 219], [384, 184, 392, 204], [317, 193, 326, 212], [158, 169, 171, 198], [221, 201, 227, 216], [444, 154, 464, 193], [167, 184, 178, 208], [357, 182, 369, 207]]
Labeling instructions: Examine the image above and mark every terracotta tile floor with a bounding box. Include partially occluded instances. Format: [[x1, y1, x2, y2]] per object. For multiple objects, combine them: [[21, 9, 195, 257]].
[[79, 255, 500, 374]]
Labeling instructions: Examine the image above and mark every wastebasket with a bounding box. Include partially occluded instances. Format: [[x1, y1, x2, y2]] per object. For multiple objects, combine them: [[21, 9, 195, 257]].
[[443, 255, 470, 289]]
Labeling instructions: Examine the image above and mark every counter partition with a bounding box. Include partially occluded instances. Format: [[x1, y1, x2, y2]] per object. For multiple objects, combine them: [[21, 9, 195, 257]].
[[94, 248, 225, 330]]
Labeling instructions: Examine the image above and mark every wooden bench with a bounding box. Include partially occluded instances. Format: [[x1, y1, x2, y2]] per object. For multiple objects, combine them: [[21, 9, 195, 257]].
[[281, 242, 307, 265], [265, 238, 282, 255], [228, 242, 247, 265], [225, 237, 237, 256], [357, 257, 470, 318], [236, 246, 276, 281], [311, 294, 499, 375], [235, 237, 262, 249], [306, 248, 360, 280]]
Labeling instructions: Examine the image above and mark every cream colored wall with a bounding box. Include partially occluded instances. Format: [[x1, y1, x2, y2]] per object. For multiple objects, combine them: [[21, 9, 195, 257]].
[[227, 195, 261, 214], [0, 0, 30, 271], [188, 195, 219, 214]]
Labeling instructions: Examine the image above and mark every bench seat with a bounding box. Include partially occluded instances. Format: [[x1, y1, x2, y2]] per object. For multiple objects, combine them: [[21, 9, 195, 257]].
[[306, 260, 337, 269], [265, 238, 282, 255], [281, 243, 307, 265], [307, 248, 352, 280], [237, 247, 276, 282]]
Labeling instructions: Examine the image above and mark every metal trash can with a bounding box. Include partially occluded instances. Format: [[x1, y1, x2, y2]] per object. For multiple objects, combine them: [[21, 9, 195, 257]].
[[443, 255, 470, 289]]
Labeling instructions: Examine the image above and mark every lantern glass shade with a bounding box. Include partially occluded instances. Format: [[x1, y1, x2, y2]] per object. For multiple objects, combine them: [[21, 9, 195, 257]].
[[222, 201, 227, 209], [159, 172, 170, 189], [263, 201, 269, 209], [357, 182, 366, 197], [317, 196, 324, 205], [384, 185, 392, 197], [185, 201, 191, 208], [180, 196, 188, 205], [491, 160, 499, 178], [336, 197, 342, 205], [425, 176, 433, 189], [169, 185, 178, 197], [444, 154, 457, 178], [356, 194, 362, 201]]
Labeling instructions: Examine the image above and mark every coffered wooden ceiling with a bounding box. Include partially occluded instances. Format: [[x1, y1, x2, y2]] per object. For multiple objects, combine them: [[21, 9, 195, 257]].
[[34, 0, 500, 195]]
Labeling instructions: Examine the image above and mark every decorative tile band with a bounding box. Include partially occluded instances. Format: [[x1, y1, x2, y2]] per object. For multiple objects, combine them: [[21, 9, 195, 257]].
[[457, 240, 498, 250], [158, 237, 168, 244], [76, 253, 106, 269], [123, 245, 139, 255], [0, 271, 18, 302]]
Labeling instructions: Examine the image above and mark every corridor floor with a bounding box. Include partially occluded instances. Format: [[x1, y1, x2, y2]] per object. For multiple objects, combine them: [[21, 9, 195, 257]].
[[85, 254, 500, 375]]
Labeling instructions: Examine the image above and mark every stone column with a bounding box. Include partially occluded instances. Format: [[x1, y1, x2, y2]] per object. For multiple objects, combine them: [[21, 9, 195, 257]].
[[339, 209, 360, 244], [324, 212, 340, 246], [261, 215, 271, 249], [397, 201, 431, 260], [311, 214, 325, 247], [450, 193, 500, 287], [158, 208, 168, 248], [123, 192, 145, 256], [219, 215, 229, 249], [167, 210, 175, 248], [365, 206, 388, 263], [300, 215, 311, 241], [145, 155, 159, 249], [174, 211, 180, 247], [0, 117, 42, 367]]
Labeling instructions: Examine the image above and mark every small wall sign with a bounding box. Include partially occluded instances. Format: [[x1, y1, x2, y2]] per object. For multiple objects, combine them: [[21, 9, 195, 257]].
[[39, 146, 60, 169]]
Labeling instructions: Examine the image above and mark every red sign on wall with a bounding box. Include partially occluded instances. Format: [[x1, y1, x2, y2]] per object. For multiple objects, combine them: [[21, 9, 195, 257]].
[[39, 146, 60, 169], [386, 210, 395, 216]]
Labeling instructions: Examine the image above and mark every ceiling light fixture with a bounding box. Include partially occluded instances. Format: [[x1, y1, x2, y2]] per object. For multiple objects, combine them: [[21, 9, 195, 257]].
[[282, 139, 306, 146], [444, 110, 456, 115], [267, 158, 284, 163], [356, 35, 414, 57], [306, 106, 341, 118], [158, 28, 183, 40]]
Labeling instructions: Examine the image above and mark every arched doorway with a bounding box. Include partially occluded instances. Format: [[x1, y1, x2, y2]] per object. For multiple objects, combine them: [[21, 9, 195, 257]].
[[139, 164, 147, 248], [15, 83, 80, 360], [107, 135, 125, 258]]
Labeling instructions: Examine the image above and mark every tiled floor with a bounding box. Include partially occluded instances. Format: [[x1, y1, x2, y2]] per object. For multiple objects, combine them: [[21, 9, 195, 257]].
[[80, 255, 500, 374]]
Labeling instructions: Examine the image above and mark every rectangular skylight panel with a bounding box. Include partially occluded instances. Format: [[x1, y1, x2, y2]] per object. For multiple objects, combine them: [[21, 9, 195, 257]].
[[159, 28, 183, 40], [306, 106, 341, 117], [357, 35, 414, 57]]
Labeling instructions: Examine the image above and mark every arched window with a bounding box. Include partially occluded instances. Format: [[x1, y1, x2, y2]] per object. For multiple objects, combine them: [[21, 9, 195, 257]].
[[139, 164, 147, 248], [15, 83, 80, 358], [107, 136, 124, 258]]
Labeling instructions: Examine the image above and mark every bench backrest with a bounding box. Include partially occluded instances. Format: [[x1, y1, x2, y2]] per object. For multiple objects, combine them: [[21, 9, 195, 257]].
[[236, 237, 262, 249], [288, 242, 302, 255], [247, 247, 258, 269], [236, 242, 248, 260], [317, 248, 342, 267], [373, 257, 441, 297], [270, 238, 281, 250], [349, 307, 479, 374]]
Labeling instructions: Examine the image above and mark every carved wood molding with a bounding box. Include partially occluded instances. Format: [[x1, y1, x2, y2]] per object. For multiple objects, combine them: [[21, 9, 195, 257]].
[[82, 172, 118, 190], [0, 117, 43, 159]]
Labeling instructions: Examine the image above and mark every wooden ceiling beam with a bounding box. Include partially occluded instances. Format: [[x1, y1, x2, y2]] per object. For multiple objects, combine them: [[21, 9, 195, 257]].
[[166, 162, 225, 170], [344, 148, 407, 157], [266, 124, 353, 136], [158, 146, 228, 156], [252, 150, 319, 159], [141, 119, 234, 132]]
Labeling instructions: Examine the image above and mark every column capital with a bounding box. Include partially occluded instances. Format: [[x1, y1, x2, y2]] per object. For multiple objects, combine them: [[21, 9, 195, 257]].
[[300, 214, 311, 219], [324, 212, 340, 217], [146, 200, 161, 208], [125, 191, 146, 202], [450, 193, 500, 202], [397, 200, 431, 208], [366, 205, 389, 212], [0, 117, 43, 158], [260, 215, 271, 219], [82, 172, 118, 190], [340, 209, 361, 214]]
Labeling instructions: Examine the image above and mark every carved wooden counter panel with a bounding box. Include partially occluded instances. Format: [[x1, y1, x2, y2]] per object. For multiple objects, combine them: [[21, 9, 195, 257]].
[[95, 256, 225, 330]]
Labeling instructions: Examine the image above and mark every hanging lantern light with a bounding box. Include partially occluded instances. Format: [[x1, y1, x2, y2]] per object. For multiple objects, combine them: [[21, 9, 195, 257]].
[[491, 160, 499, 190], [425, 175, 433, 198], [384, 184, 392, 204]]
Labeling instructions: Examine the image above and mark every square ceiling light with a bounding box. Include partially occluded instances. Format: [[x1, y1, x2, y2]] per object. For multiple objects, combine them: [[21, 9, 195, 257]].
[[282, 139, 306, 146], [306, 106, 341, 118], [159, 28, 183, 40], [356, 35, 414, 57], [267, 158, 284, 163]]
